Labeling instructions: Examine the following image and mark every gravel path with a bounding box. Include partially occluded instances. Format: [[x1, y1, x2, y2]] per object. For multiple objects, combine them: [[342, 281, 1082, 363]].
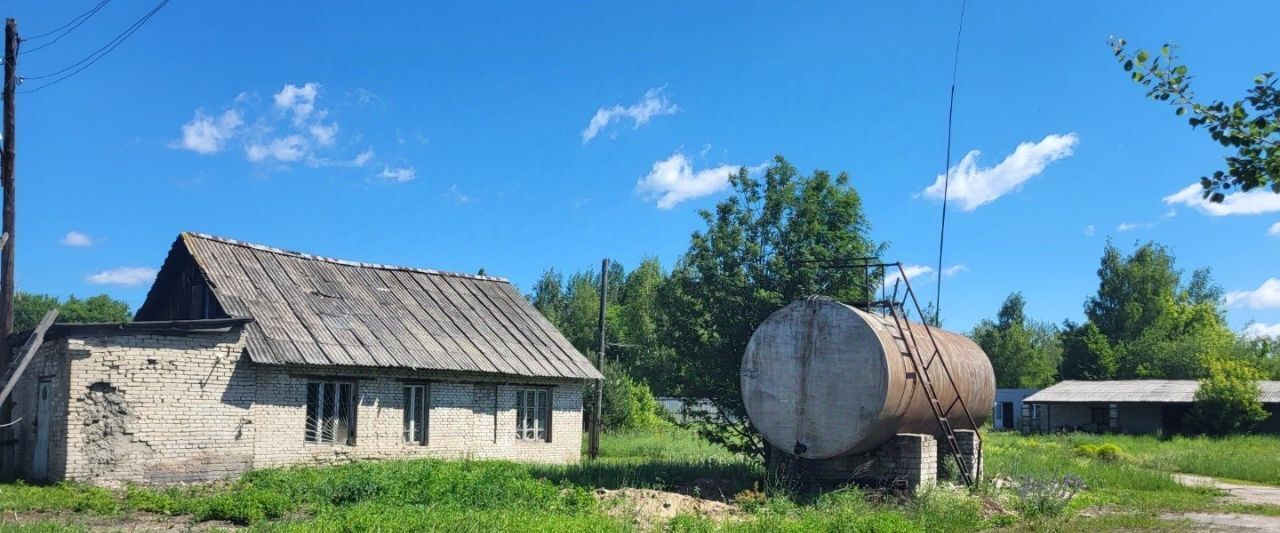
[[1166, 473, 1280, 531], [1174, 474, 1280, 507]]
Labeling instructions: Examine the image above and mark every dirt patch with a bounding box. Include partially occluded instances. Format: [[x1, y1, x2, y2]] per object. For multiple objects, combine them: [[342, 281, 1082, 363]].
[[1162, 512, 1280, 531], [595, 487, 738, 529], [1173, 474, 1280, 507], [675, 477, 743, 501]]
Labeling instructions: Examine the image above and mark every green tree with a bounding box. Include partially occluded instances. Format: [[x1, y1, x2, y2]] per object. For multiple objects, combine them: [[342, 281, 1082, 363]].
[[1232, 334, 1280, 380], [14, 292, 131, 331], [14, 292, 60, 332], [601, 366, 670, 431], [1060, 321, 1118, 380], [1111, 39, 1280, 201], [973, 293, 1060, 388], [611, 258, 681, 395], [1074, 241, 1232, 379], [1185, 358, 1270, 436], [662, 156, 883, 458]]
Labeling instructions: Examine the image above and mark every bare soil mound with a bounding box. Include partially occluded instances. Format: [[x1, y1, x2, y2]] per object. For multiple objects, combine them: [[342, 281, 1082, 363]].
[[595, 487, 739, 529]]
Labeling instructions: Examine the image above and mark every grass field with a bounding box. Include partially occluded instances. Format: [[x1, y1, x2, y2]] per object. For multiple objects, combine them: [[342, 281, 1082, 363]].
[[0, 428, 1276, 531]]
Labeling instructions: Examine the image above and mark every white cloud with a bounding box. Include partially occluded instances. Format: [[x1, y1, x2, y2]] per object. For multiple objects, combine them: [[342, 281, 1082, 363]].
[[1164, 183, 1280, 216], [60, 231, 92, 247], [942, 264, 968, 278], [309, 122, 339, 146], [1243, 322, 1280, 339], [176, 83, 406, 176], [1225, 278, 1280, 309], [86, 267, 157, 286], [376, 166, 417, 183], [581, 86, 679, 144], [1083, 225, 1096, 237], [352, 148, 375, 167], [884, 264, 935, 290], [175, 109, 243, 154], [350, 88, 385, 108], [920, 133, 1079, 211], [274, 83, 320, 124], [1117, 209, 1176, 232], [1267, 222, 1280, 236], [443, 184, 471, 204], [246, 135, 309, 163], [636, 152, 740, 209]]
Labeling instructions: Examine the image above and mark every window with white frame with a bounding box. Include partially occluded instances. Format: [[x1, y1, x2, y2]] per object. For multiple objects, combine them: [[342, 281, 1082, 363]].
[[515, 388, 551, 442], [403, 384, 428, 445], [305, 381, 356, 445]]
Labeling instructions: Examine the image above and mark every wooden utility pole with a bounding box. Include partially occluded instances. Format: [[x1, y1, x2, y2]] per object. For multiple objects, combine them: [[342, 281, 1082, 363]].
[[1, 18, 16, 348], [0, 17, 17, 478], [589, 258, 607, 460]]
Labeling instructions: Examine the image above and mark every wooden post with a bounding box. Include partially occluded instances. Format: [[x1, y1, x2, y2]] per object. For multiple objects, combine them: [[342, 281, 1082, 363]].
[[589, 258, 607, 460], [1, 19, 16, 347], [0, 18, 16, 478], [0, 310, 57, 410]]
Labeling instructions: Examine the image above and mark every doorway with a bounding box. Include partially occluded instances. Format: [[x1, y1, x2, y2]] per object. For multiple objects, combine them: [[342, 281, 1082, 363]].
[[33, 379, 51, 481]]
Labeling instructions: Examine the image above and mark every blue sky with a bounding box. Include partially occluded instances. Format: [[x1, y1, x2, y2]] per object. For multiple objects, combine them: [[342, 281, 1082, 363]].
[[5, 1, 1280, 335]]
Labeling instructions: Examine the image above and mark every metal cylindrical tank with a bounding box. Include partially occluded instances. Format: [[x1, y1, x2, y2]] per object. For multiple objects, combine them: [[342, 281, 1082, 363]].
[[741, 296, 994, 460]]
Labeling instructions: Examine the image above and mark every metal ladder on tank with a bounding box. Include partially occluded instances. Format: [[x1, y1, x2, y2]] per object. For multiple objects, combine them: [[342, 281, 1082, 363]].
[[881, 261, 982, 487], [790, 257, 985, 487]]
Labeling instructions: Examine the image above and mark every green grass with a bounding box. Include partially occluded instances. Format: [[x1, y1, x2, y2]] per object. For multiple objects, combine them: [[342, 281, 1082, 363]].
[[1055, 433, 1280, 485], [2, 428, 1278, 531], [984, 432, 1220, 513]]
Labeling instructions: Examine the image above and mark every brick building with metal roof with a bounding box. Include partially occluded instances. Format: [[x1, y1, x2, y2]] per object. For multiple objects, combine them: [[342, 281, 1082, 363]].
[[2, 233, 600, 485], [1021, 380, 1280, 435]]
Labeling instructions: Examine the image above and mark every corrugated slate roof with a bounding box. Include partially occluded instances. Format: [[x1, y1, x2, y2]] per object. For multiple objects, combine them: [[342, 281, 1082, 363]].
[[141, 233, 601, 380], [1024, 380, 1280, 404]]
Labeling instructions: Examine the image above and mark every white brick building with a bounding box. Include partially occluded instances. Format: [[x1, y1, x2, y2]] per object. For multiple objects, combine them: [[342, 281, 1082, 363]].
[[1, 233, 600, 485]]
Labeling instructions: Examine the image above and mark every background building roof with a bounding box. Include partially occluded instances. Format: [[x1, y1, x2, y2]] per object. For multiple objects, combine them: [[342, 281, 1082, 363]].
[[1025, 380, 1280, 404]]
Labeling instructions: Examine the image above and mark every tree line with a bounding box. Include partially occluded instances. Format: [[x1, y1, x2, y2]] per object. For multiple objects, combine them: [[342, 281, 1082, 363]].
[[976, 242, 1278, 389], [529, 156, 1280, 453]]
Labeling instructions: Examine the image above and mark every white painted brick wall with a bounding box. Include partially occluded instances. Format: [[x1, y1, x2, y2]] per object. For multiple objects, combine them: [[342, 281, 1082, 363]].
[[9, 329, 586, 485], [61, 332, 256, 485], [252, 365, 583, 467]]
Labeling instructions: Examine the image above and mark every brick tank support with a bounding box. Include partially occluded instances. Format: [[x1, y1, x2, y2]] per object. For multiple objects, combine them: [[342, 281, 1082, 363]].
[[953, 429, 982, 483], [767, 433, 939, 491], [938, 429, 982, 483]]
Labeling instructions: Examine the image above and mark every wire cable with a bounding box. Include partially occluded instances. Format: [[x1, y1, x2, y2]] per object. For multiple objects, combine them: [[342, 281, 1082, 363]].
[[20, 0, 114, 55], [934, 0, 967, 326], [18, 0, 170, 94]]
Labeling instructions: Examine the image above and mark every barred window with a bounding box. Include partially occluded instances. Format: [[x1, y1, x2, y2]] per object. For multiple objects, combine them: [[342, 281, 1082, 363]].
[[403, 384, 428, 445], [305, 381, 356, 445], [515, 388, 550, 442]]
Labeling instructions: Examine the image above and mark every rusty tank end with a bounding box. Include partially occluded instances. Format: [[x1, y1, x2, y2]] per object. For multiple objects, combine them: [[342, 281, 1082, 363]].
[[740, 296, 994, 460]]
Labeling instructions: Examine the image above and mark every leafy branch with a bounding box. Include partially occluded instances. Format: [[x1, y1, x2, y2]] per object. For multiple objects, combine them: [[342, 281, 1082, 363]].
[[1110, 37, 1280, 202]]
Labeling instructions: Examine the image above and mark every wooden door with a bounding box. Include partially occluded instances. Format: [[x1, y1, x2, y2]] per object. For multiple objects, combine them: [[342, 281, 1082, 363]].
[[33, 379, 51, 481]]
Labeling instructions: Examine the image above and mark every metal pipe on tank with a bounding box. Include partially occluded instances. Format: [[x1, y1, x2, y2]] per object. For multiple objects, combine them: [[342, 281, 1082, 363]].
[[740, 296, 994, 459]]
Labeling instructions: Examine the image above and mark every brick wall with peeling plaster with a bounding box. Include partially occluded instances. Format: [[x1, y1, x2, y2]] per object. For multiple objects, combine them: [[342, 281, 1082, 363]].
[[5, 328, 585, 485]]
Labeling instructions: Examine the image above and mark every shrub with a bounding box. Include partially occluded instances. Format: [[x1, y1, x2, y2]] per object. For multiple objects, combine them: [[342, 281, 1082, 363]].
[[1011, 473, 1084, 517], [732, 482, 768, 512], [1185, 358, 1270, 436], [602, 366, 671, 431], [1072, 443, 1125, 462]]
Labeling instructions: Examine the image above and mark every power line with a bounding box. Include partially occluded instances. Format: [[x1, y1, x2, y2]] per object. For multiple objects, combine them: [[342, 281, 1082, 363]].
[[18, 0, 170, 94], [20, 0, 114, 55], [934, 0, 967, 326]]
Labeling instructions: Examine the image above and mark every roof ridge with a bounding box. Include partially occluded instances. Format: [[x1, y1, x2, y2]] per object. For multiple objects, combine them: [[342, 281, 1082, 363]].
[[181, 232, 510, 283]]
